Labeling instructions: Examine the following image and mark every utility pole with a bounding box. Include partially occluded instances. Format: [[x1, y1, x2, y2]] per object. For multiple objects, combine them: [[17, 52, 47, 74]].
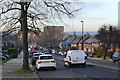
[[109, 26, 112, 51], [81, 21, 84, 50]]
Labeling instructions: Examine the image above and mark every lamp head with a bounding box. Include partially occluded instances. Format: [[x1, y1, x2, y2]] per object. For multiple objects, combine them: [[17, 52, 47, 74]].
[[81, 21, 83, 22]]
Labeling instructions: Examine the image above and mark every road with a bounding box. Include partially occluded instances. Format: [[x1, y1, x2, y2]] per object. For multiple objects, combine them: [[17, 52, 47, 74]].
[[36, 54, 119, 79]]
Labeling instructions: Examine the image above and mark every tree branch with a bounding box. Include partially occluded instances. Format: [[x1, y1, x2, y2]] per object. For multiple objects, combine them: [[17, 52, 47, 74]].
[[1, 8, 21, 14]]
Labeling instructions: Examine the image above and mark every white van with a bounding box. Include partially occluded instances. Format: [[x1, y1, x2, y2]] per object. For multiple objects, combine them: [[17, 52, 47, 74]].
[[64, 50, 87, 67]]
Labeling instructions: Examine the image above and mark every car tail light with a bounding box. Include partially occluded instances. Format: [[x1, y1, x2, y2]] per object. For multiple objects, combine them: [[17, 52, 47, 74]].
[[51, 60, 55, 63], [38, 61, 42, 64], [84, 56, 87, 60]]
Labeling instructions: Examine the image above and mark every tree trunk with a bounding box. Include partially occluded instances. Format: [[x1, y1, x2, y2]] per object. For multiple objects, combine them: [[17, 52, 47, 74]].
[[21, 2, 29, 70], [102, 44, 107, 60], [103, 48, 107, 60], [103, 52, 107, 60]]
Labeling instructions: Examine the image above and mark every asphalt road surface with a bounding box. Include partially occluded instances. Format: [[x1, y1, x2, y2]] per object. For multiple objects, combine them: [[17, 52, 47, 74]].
[[36, 54, 119, 80]]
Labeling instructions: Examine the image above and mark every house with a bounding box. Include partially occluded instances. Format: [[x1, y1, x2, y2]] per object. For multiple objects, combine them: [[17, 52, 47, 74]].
[[84, 36, 100, 53], [17, 29, 41, 47], [60, 34, 100, 53]]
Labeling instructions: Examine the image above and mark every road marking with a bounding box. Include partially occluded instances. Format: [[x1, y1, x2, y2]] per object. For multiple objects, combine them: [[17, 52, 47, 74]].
[[83, 74, 87, 77]]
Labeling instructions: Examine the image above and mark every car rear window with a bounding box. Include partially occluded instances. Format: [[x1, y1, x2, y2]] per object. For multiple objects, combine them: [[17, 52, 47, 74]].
[[34, 54, 42, 57], [113, 52, 120, 57], [40, 56, 53, 60], [31, 52, 37, 54]]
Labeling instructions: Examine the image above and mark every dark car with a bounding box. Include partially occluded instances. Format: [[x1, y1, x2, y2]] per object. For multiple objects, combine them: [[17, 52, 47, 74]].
[[112, 51, 120, 63], [0, 53, 7, 60], [29, 51, 37, 58], [31, 53, 43, 65], [0, 50, 9, 59], [2, 50, 8, 54], [2, 54, 9, 59]]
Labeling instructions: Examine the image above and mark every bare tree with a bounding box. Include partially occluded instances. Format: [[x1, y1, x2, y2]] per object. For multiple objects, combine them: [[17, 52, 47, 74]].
[[96, 24, 120, 59], [0, 0, 81, 70]]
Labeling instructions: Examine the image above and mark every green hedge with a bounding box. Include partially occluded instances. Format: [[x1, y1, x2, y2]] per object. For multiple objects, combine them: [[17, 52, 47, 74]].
[[95, 49, 105, 58], [8, 48, 18, 58]]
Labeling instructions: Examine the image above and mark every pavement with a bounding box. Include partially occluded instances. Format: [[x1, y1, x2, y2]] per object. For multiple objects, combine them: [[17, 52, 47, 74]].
[[87, 57, 120, 71], [1, 51, 40, 80]]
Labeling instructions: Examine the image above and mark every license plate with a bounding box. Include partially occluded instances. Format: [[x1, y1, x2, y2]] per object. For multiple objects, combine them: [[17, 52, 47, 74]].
[[73, 60, 78, 62], [44, 61, 50, 63]]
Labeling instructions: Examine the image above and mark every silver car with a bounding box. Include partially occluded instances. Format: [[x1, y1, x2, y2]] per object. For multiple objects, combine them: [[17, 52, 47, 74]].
[[112, 51, 120, 63]]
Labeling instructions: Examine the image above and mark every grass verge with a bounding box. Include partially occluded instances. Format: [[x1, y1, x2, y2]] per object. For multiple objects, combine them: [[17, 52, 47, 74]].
[[15, 68, 33, 73], [0, 59, 10, 65], [14, 68, 34, 78]]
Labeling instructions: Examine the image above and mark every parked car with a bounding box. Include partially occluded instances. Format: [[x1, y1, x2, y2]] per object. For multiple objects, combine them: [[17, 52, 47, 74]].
[[2, 50, 8, 54], [0, 51, 9, 59], [29, 51, 37, 58], [55, 51, 61, 55], [64, 50, 87, 67], [36, 54, 56, 70], [112, 51, 120, 63], [60, 51, 66, 56], [2, 54, 9, 59], [31, 53, 43, 65], [44, 52, 50, 54], [52, 49, 56, 54], [0, 53, 7, 60]]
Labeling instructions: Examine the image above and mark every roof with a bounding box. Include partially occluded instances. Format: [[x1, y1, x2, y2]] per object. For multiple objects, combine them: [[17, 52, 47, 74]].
[[84, 37, 98, 44], [65, 36, 76, 42], [72, 36, 82, 44], [59, 42, 71, 46], [78, 36, 90, 43]]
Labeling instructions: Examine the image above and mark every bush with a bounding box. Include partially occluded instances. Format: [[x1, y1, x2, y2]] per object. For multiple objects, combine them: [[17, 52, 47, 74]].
[[95, 49, 105, 58], [8, 48, 18, 58]]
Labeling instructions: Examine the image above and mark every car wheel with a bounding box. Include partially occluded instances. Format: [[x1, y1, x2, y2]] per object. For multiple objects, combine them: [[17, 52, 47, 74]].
[[83, 62, 86, 67], [113, 60, 115, 63], [53, 67, 56, 70], [68, 62, 71, 67], [36, 67, 39, 71], [36, 65, 40, 71], [64, 64, 67, 67], [64, 62, 67, 67]]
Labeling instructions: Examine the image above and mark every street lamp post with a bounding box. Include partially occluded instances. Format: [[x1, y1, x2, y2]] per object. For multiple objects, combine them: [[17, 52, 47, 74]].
[[81, 21, 84, 50]]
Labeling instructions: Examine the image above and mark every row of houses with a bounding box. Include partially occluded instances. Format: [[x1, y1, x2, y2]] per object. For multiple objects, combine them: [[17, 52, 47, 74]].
[[1, 31, 20, 50], [17, 26, 64, 48], [59, 35, 100, 54]]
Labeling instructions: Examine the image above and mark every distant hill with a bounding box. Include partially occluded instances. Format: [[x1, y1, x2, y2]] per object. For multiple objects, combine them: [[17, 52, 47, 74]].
[[64, 31, 97, 36]]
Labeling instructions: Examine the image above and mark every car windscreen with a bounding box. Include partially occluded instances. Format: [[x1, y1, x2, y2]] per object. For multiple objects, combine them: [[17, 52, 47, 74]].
[[40, 56, 53, 60]]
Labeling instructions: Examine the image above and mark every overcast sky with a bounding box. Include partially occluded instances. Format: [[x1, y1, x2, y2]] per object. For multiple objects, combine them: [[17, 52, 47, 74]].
[[0, 0, 119, 32], [53, 1, 119, 32]]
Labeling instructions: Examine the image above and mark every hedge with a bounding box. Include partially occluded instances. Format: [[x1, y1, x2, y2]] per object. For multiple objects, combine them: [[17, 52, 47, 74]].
[[8, 48, 18, 58], [95, 49, 105, 58]]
